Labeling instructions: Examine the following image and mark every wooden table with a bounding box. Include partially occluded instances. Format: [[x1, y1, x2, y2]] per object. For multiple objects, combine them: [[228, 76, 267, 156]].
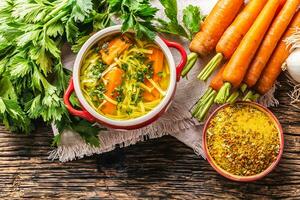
[[0, 76, 299, 199]]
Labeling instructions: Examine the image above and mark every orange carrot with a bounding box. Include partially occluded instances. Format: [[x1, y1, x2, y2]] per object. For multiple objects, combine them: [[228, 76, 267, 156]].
[[278, 0, 288, 11], [143, 48, 165, 101], [101, 67, 124, 115], [216, 0, 268, 60], [210, 64, 226, 91], [143, 80, 160, 102], [214, 0, 281, 104], [148, 47, 164, 82], [256, 12, 300, 95], [198, 0, 267, 81], [100, 35, 132, 65], [189, 0, 244, 56], [244, 0, 300, 88]]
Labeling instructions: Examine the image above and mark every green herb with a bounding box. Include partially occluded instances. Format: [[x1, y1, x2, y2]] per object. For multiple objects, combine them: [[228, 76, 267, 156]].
[[0, 0, 102, 146], [136, 69, 146, 82], [156, 0, 188, 38], [55, 115, 103, 147], [121, 63, 128, 71], [107, 0, 158, 40], [157, 71, 163, 78], [92, 61, 107, 78], [91, 83, 106, 100], [134, 52, 147, 62], [0, 77, 32, 133], [146, 63, 154, 79], [115, 86, 124, 103], [157, 1, 204, 40], [183, 5, 204, 40]]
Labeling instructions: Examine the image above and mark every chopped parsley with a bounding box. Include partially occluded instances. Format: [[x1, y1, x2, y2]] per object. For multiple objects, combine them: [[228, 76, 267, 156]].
[[91, 83, 106, 100], [114, 86, 125, 103], [91, 61, 106, 78], [136, 69, 147, 82], [121, 63, 128, 72], [146, 63, 154, 79], [134, 52, 147, 62], [157, 71, 163, 78]]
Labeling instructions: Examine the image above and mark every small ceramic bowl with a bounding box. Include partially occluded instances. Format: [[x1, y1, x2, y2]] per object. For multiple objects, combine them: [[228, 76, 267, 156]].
[[64, 25, 187, 130], [202, 101, 284, 182]]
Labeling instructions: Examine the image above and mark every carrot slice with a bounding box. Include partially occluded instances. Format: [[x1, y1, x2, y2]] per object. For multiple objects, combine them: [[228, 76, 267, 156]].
[[142, 80, 160, 102], [100, 35, 132, 65], [189, 0, 244, 56], [142, 47, 165, 101], [101, 67, 124, 115], [148, 47, 164, 82]]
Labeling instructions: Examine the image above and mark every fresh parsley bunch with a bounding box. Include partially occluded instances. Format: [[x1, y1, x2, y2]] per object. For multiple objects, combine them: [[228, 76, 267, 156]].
[[0, 0, 106, 146]]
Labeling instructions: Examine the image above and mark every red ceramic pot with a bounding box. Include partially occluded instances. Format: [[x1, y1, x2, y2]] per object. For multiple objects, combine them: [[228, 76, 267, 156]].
[[202, 101, 284, 182], [64, 25, 187, 130]]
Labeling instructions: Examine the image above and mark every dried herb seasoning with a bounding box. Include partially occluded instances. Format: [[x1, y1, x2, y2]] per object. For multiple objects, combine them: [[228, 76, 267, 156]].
[[207, 104, 280, 176]]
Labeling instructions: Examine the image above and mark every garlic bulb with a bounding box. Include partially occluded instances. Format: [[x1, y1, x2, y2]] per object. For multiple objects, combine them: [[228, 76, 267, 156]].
[[287, 49, 300, 83]]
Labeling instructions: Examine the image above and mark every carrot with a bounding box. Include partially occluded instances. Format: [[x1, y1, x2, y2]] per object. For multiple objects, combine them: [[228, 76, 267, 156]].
[[101, 67, 124, 115], [142, 80, 160, 102], [142, 48, 164, 102], [198, 0, 267, 81], [214, 0, 281, 104], [256, 12, 300, 95], [216, 0, 268, 60], [193, 64, 227, 121], [244, 0, 300, 89], [189, 0, 244, 56], [210, 65, 225, 91], [148, 47, 164, 82], [100, 35, 132, 65]]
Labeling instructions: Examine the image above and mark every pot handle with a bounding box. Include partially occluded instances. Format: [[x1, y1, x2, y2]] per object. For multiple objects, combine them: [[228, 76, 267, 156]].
[[162, 38, 187, 81], [64, 77, 96, 122]]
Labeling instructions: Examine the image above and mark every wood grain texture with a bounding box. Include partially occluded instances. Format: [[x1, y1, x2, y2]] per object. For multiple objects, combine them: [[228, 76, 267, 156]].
[[0, 75, 300, 199]]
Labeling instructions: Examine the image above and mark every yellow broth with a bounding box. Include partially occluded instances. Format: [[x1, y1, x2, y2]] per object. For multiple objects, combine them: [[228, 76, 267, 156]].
[[206, 103, 280, 176], [80, 33, 170, 120]]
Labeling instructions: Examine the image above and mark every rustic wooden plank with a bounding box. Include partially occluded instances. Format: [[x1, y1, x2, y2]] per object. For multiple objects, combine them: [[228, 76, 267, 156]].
[[0, 76, 299, 199]]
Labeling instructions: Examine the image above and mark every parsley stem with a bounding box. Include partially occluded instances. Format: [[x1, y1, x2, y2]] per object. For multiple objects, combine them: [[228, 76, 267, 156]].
[[181, 52, 198, 77], [214, 82, 231, 104], [227, 91, 240, 104], [240, 83, 248, 93], [196, 93, 216, 122], [44, 10, 69, 28], [198, 53, 223, 81], [192, 88, 215, 117], [44, 0, 68, 22], [243, 90, 254, 101]]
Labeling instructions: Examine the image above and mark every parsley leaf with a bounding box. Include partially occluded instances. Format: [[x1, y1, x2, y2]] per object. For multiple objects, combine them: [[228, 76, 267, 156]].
[[107, 0, 158, 40], [183, 5, 203, 40], [0, 77, 32, 133], [156, 0, 204, 40], [157, 0, 188, 39]]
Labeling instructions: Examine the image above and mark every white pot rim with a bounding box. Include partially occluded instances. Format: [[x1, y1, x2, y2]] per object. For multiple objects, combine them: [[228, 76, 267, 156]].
[[73, 25, 177, 127]]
